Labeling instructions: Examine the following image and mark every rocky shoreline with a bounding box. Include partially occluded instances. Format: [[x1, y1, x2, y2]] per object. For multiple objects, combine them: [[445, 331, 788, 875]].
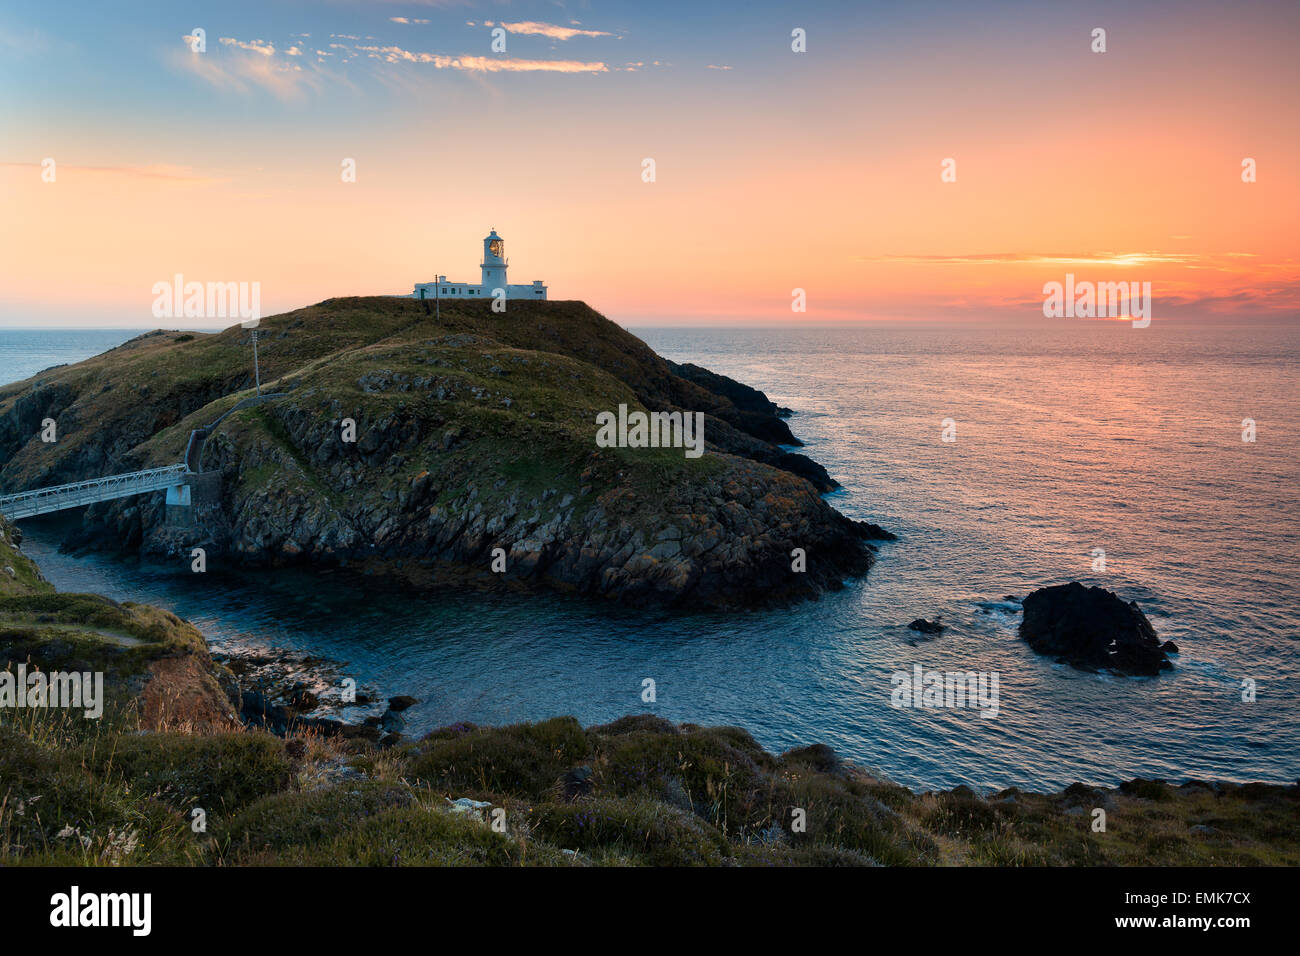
[[0, 298, 893, 610]]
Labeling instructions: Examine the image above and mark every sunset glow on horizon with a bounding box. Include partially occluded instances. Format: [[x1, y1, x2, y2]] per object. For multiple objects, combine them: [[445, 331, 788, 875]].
[[2, 0, 1297, 327]]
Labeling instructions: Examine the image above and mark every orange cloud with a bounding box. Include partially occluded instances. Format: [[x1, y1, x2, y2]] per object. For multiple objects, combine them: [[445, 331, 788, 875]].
[[485, 21, 614, 40], [355, 45, 606, 72], [856, 252, 1203, 267]]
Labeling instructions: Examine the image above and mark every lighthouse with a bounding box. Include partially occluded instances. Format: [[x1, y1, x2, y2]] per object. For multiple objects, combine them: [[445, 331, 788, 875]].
[[409, 229, 547, 302], [481, 229, 507, 290]]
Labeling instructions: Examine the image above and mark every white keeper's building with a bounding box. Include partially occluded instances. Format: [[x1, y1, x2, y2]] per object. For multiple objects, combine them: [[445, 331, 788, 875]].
[[411, 230, 547, 301]]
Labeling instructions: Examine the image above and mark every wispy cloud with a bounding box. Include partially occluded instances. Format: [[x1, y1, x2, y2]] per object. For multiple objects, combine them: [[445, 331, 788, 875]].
[[856, 251, 1204, 267], [355, 44, 606, 72], [172, 44, 322, 100], [484, 20, 614, 40], [171, 28, 615, 99], [390, 17, 431, 26], [219, 37, 275, 56]]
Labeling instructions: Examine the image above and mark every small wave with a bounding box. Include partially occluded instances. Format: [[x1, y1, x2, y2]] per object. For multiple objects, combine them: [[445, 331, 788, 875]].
[[974, 600, 1021, 614]]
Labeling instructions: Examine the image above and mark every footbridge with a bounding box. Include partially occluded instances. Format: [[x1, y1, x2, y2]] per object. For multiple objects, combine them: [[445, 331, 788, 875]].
[[0, 392, 285, 522], [0, 465, 190, 520]]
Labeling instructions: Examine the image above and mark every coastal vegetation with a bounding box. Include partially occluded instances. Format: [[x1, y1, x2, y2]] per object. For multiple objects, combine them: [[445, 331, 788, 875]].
[[3, 517, 1297, 868]]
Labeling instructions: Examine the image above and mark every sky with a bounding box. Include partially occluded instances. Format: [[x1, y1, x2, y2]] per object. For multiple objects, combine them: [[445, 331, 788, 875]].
[[1, 0, 1298, 327]]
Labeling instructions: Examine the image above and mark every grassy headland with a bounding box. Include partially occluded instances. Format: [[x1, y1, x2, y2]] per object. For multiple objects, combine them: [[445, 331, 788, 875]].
[[0, 298, 884, 609]]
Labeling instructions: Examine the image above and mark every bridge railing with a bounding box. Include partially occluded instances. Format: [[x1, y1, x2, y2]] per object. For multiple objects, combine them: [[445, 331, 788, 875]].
[[0, 464, 189, 520], [1, 392, 288, 522]]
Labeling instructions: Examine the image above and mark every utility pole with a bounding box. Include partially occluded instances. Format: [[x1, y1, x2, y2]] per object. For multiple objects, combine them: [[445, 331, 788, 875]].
[[435, 270, 440, 321], [251, 328, 261, 395]]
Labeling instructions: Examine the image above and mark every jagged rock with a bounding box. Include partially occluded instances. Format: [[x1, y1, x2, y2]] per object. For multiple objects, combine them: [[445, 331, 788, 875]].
[[1019, 582, 1173, 676]]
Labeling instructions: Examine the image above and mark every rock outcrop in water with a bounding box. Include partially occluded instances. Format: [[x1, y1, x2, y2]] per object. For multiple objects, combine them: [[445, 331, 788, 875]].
[[0, 298, 891, 609], [1019, 582, 1173, 676]]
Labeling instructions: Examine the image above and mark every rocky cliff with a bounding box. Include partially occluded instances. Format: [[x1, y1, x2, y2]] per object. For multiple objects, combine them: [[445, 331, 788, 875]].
[[0, 298, 891, 608]]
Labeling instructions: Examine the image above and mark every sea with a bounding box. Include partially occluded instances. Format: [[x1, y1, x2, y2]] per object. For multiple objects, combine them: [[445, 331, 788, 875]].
[[2, 321, 1297, 792]]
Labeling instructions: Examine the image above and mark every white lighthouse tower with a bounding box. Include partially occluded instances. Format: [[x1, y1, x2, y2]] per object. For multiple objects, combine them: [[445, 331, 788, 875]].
[[481, 229, 507, 290], [408, 229, 547, 302]]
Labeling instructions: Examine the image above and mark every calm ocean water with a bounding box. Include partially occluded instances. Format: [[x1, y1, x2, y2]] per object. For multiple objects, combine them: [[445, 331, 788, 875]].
[[3, 321, 1298, 791], [0, 328, 150, 383]]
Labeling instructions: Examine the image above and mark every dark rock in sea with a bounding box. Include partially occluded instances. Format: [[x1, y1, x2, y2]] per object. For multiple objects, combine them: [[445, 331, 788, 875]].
[[775, 451, 838, 490], [387, 695, 418, 712], [1019, 582, 1172, 676], [1162, 640, 1180, 654], [666, 360, 796, 434], [858, 521, 897, 541], [1003, 595, 1020, 603], [908, 617, 945, 634], [380, 709, 407, 733]]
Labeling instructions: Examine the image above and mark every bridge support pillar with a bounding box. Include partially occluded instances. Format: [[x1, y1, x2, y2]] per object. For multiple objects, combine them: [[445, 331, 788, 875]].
[[164, 484, 194, 528], [163, 472, 221, 530]]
